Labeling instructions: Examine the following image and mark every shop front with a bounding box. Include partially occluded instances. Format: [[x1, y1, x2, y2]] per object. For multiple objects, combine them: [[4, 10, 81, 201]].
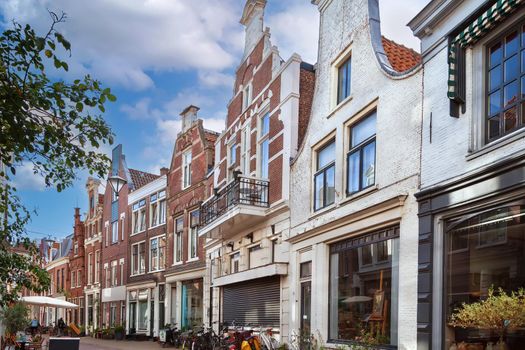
[[416, 156, 525, 349], [126, 284, 165, 337], [165, 269, 205, 332], [181, 279, 203, 329]]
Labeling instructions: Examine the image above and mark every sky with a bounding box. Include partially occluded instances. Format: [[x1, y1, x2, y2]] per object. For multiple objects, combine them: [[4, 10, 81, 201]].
[[1, 0, 429, 241]]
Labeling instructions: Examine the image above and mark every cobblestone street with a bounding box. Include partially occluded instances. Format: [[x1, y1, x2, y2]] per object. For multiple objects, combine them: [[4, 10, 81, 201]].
[[80, 337, 163, 350]]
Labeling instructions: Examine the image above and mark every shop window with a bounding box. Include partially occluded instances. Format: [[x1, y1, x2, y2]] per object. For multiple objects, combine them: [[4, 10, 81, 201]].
[[444, 203, 525, 349], [329, 227, 400, 346], [181, 280, 203, 330], [138, 289, 148, 331]]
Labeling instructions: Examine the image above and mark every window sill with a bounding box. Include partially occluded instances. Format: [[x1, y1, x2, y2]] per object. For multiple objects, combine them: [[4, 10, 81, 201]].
[[149, 223, 165, 230], [172, 261, 184, 266], [327, 95, 353, 119], [186, 257, 199, 263], [131, 272, 146, 277], [309, 202, 337, 220], [340, 185, 378, 206], [131, 230, 146, 236], [466, 128, 525, 161], [149, 268, 165, 273]]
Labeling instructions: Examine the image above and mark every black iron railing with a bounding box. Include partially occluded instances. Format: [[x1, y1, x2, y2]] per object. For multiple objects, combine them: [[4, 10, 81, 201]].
[[200, 175, 270, 227]]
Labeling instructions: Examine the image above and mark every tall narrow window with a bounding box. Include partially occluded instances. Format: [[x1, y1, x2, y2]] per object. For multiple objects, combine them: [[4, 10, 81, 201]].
[[240, 126, 251, 175], [189, 211, 199, 259], [347, 112, 376, 194], [314, 140, 336, 211], [258, 112, 270, 179], [150, 237, 158, 271], [132, 199, 146, 234], [150, 190, 166, 227], [94, 250, 100, 283], [230, 252, 240, 273], [139, 242, 145, 274], [242, 84, 252, 110], [88, 253, 93, 285], [132, 244, 139, 275], [486, 27, 525, 142], [182, 150, 192, 189], [158, 190, 166, 224], [337, 56, 351, 104], [174, 217, 183, 263], [150, 193, 159, 227], [111, 261, 117, 286], [111, 220, 118, 244]]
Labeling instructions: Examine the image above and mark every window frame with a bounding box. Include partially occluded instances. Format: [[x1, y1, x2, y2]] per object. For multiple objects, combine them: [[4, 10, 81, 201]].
[[132, 199, 147, 235], [150, 190, 166, 228], [337, 56, 352, 104], [346, 112, 377, 195], [240, 125, 251, 175], [188, 210, 200, 260], [174, 216, 184, 264], [131, 241, 146, 276], [111, 220, 118, 244], [258, 111, 270, 179], [150, 234, 166, 272], [242, 83, 253, 111], [182, 149, 192, 189], [313, 139, 336, 212], [484, 21, 525, 143]]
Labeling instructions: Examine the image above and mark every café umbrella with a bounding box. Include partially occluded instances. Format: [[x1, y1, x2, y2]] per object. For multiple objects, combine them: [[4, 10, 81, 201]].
[[20, 296, 78, 309]]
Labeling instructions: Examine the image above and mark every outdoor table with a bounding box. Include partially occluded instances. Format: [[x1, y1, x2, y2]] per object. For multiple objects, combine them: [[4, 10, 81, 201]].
[[48, 337, 80, 350]]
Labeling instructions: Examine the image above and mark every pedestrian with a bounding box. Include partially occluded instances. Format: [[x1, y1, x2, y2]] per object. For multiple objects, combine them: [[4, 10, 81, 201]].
[[30, 316, 40, 335], [57, 317, 66, 336]]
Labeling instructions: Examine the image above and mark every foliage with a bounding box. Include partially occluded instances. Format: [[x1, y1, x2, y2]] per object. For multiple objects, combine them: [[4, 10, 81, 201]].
[[114, 324, 124, 333], [449, 287, 525, 339], [0, 11, 115, 306], [353, 328, 389, 346], [0, 303, 29, 334]]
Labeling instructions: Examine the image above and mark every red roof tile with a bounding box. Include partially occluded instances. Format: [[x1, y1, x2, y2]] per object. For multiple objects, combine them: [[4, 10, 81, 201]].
[[129, 169, 160, 190], [382, 36, 421, 73]]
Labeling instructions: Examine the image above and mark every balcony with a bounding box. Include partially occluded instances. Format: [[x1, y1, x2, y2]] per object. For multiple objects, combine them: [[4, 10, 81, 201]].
[[200, 175, 269, 239]]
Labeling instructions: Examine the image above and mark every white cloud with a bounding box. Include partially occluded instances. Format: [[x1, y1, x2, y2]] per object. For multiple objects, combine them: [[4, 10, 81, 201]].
[[379, 0, 428, 51], [10, 162, 47, 191], [0, 0, 243, 90], [198, 71, 235, 89]]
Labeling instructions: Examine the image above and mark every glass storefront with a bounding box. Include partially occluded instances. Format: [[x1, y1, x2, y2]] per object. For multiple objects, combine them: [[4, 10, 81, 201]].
[[138, 289, 148, 331], [181, 279, 203, 330], [329, 227, 399, 346], [444, 203, 525, 349]]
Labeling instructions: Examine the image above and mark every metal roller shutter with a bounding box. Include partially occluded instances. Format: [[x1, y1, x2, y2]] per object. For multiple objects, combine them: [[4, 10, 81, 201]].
[[222, 276, 280, 327]]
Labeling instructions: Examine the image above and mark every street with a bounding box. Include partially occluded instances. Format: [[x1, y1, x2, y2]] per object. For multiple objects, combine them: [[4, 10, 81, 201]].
[[80, 337, 163, 350]]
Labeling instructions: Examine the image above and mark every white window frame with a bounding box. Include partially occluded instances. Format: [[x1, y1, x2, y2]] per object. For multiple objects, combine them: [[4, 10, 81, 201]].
[[88, 253, 93, 285], [111, 220, 118, 244], [182, 150, 192, 189], [240, 125, 251, 175], [242, 83, 253, 111], [131, 241, 146, 276], [132, 199, 147, 235], [77, 269, 81, 287], [111, 261, 118, 287], [257, 111, 270, 179], [149, 234, 166, 272], [331, 44, 353, 109], [188, 211, 199, 260], [94, 250, 100, 284], [71, 271, 76, 288], [174, 216, 184, 264], [150, 190, 166, 228]]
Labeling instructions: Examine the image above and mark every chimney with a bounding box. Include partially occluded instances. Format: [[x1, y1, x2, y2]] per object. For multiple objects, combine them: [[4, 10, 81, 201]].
[[74, 207, 81, 224], [160, 167, 169, 176], [240, 0, 267, 59], [180, 105, 200, 132]]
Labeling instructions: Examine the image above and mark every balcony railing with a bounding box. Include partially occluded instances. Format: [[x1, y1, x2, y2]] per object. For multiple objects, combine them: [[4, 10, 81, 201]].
[[200, 175, 269, 228]]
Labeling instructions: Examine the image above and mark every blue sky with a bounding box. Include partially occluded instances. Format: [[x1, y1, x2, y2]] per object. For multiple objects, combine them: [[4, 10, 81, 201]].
[[1, 0, 428, 241]]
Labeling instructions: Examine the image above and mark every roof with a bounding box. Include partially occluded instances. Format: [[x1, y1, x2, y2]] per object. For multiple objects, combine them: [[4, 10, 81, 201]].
[[204, 129, 220, 146], [129, 169, 160, 190], [381, 36, 421, 73]]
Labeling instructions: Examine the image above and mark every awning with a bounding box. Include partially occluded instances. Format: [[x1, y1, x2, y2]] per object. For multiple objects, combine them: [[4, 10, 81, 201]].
[[20, 296, 78, 309], [448, 0, 524, 100]]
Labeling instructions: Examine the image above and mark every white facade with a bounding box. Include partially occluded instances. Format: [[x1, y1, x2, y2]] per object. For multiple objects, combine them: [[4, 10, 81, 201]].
[[288, 0, 422, 349]]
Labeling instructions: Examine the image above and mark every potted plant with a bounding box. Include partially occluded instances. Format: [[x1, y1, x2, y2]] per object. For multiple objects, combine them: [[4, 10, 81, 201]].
[[114, 324, 125, 340], [79, 325, 86, 337], [449, 287, 525, 350], [0, 303, 29, 350]]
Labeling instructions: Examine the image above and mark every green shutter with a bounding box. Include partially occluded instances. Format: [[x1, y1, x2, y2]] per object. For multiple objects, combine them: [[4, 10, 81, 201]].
[[448, 0, 524, 101]]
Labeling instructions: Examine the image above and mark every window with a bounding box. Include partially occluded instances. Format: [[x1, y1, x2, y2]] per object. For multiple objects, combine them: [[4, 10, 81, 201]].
[[110, 303, 116, 327], [88, 253, 93, 285], [111, 220, 118, 244], [71, 271, 76, 288], [181, 280, 203, 329], [182, 150, 192, 189], [242, 84, 252, 110], [229, 143, 237, 167], [131, 242, 146, 275], [230, 252, 240, 273], [444, 203, 525, 349], [347, 112, 376, 194], [74, 242, 78, 255], [94, 250, 100, 283], [486, 26, 525, 142], [258, 112, 270, 179], [105, 267, 110, 288], [150, 190, 166, 227], [300, 262, 312, 335], [240, 126, 251, 175], [138, 290, 148, 330], [132, 199, 147, 234], [337, 56, 351, 104], [248, 245, 264, 269], [174, 217, 183, 263], [150, 236, 166, 271], [77, 270, 81, 287], [111, 261, 117, 286], [314, 140, 336, 211], [329, 227, 400, 345], [189, 211, 199, 259]]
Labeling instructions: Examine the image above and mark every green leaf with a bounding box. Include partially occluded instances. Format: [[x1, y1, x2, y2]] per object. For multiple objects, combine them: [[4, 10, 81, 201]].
[[44, 50, 52, 58], [53, 56, 61, 69], [107, 94, 116, 102], [76, 102, 83, 112], [61, 61, 69, 71]]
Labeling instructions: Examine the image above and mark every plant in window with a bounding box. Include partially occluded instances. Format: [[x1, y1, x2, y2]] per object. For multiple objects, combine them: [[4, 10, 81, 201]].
[[449, 287, 525, 347]]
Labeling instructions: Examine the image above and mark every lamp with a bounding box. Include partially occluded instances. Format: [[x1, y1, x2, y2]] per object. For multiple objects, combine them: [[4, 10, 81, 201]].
[[108, 175, 127, 198]]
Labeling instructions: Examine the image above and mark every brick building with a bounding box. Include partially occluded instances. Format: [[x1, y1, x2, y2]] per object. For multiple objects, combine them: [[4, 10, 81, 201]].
[[83, 177, 104, 333], [164, 106, 218, 330], [68, 208, 85, 326], [125, 172, 166, 337], [199, 0, 314, 339]]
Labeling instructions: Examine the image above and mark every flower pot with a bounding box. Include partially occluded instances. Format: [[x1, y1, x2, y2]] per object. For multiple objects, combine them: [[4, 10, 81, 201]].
[[115, 331, 124, 340]]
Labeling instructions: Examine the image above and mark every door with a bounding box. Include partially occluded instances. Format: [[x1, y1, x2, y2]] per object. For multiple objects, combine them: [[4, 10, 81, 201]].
[[300, 281, 311, 334]]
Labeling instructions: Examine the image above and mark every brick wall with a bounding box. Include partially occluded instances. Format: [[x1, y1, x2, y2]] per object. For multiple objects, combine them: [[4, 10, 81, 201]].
[[298, 67, 315, 148]]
